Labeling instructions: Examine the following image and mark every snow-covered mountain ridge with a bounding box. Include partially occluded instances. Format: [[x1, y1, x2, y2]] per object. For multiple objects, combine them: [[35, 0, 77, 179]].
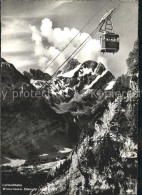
[[29, 59, 115, 109]]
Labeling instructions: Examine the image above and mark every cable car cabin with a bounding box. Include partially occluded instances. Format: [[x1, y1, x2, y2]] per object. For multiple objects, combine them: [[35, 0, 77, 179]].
[[100, 34, 119, 53]]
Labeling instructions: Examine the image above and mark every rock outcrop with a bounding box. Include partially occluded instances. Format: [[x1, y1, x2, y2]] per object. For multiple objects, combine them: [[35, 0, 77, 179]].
[[34, 71, 138, 195], [1, 52, 138, 195], [29, 54, 138, 194], [1, 59, 80, 159]]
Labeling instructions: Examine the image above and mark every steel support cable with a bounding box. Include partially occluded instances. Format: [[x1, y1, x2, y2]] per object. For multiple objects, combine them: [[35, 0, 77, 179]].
[[52, 24, 100, 77], [66, 1, 123, 61], [43, 1, 109, 73], [71, 28, 99, 60], [51, 1, 122, 77]]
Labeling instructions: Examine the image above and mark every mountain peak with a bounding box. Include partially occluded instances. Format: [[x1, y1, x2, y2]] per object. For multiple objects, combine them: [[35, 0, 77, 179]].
[[62, 59, 80, 74], [48, 60, 115, 104], [1, 58, 15, 70], [1, 58, 7, 63], [1, 58, 30, 86], [23, 68, 51, 81]]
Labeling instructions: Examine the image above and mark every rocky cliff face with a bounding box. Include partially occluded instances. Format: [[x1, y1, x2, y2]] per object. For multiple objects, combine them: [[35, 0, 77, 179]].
[[47, 60, 115, 105], [1, 58, 30, 86], [23, 68, 51, 81], [1, 58, 34, 107], [1, 57, 138, 195], [1, 59, 80, 159], [33, 66, 138, 195], [1, 58, 115, 159]]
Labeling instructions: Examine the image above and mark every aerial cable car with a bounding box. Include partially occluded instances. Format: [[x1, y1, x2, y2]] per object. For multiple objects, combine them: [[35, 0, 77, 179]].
[[99, 8, 119, 54]]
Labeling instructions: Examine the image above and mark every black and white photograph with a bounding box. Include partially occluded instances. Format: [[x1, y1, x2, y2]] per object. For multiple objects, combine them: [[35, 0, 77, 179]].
[[1, 0, 139, 194]]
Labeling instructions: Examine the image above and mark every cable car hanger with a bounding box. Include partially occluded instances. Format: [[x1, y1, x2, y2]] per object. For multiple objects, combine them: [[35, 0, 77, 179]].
[[99, 8, 119, 54], [50, 3, 121, 77], [43, 1, 109, 73], [99, 8, 115, 34]]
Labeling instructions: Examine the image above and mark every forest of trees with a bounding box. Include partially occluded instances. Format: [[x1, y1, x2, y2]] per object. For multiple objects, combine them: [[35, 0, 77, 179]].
[[127, 40, 138, 74]]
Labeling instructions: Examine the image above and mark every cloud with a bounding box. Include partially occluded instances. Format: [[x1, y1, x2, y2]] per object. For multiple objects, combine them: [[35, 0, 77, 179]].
[[76, 39, 101, 63], [97, 56, 107, 66], [1, 18, 34, 66], [2, 19, 30, 36], [2, 39, 32, 53], [2, 55, 36, 69], [31, 18, 107, 75], [1, 0, 70, 19], [30, 26, 46, 57]]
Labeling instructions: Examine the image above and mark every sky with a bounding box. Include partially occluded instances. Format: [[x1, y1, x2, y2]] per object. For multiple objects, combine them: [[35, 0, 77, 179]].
[[1, 0, 138, 77]]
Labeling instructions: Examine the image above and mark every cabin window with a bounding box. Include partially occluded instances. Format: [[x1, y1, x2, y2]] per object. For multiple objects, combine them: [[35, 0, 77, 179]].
[[106, 37, 110, 41], [111, 37, 116, 42]]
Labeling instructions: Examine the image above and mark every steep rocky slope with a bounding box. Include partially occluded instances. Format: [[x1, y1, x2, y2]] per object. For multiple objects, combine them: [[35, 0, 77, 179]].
[[23, 68, 51, 81], [34, 72, 138, 195], [1, 58, 30, 86], [47, 59, 115, 105], [1, 58, 34, 107], [1, 59, 80, 159], [31, 44, 138, 194], [2, 58, 115, 159], [1, 97, 77, 159], [1, 42, 138, 195]]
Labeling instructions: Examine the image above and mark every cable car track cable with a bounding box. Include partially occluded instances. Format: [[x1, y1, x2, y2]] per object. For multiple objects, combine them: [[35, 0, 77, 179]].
[[51, 1, 122, 77], [72, 3, 122, 59], [43, 1, 110, 73], [72, 2, 122, 59], [52, 24, 101, 77]]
